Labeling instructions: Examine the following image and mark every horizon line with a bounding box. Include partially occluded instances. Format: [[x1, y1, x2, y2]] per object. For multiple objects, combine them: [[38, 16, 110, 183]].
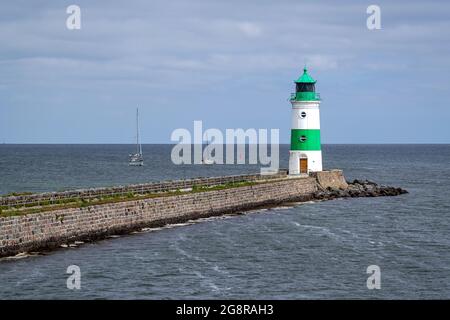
[[1, 142, 450, 145]]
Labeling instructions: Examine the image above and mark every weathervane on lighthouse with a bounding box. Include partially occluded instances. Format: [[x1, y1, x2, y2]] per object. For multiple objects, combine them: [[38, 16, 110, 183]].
[[288, 67, 323, 175]]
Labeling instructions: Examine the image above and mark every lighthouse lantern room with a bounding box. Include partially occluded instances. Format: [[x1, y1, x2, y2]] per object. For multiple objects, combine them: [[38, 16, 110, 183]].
[[289, 67, 323, 175]]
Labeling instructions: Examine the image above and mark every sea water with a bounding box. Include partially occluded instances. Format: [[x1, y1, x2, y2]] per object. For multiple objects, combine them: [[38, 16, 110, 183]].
[[0, 144, 449, 299]]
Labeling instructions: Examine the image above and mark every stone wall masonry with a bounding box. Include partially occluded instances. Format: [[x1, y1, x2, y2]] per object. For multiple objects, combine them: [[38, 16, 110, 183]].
[[0, 175, 317, 258], [311, 170, 349, 190], [0, 170, 288, 208]]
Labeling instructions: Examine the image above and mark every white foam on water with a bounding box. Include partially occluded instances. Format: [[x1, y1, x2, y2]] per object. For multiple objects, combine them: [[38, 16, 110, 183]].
[[296, 224, 344, 242], [193, 215, 233, 223], [141, 227, 164, 232], [241, 208, 268, 215], [1, 252, 41, 261], [165, 222, 194, 229], [212, 265, 229, 275], [291, 200, 318, 205], [392, 241, 414, 250], [272, 206, 293, 210], [8, 253, 30, 260]]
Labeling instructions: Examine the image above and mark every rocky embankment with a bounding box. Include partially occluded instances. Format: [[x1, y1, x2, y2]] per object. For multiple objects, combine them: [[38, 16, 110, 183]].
[[313, 179, 408, 201]]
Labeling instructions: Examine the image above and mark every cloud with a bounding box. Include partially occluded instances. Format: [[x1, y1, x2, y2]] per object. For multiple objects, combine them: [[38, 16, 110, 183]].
[[237, 22, 262, 37], [307, 55, 339, 70], [1, 0, 450, 143]]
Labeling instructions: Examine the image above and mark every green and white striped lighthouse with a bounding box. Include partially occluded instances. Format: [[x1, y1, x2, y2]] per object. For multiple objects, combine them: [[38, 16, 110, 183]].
[[289, 67, 323, 175]]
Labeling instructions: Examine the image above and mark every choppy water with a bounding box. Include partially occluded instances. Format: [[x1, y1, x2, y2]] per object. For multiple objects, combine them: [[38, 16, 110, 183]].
[[0, 144, 449, 299]]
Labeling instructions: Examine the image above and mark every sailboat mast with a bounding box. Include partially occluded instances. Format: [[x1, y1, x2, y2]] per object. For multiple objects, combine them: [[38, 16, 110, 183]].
[[136, 108, 139, 154], [136, 108, 142, 155]]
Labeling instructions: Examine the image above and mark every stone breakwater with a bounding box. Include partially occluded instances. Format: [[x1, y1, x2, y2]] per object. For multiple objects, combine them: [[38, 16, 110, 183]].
[[314, 179, 408, 200], [0, 170, 407, 258]]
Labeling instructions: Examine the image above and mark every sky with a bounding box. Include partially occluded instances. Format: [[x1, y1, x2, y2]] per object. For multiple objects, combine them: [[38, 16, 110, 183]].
[[0, 0, 449, 144]]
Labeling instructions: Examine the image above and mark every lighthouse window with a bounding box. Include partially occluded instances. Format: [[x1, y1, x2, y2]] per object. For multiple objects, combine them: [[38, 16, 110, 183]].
[[300, 111, 306, 118], [296, 83, 315, 92], [299, 135, 307, 143]]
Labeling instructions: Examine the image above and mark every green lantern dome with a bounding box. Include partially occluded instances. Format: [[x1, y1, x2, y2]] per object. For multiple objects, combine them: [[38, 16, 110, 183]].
[[291, 67, 320, 101], [295, 67, 316, 84]]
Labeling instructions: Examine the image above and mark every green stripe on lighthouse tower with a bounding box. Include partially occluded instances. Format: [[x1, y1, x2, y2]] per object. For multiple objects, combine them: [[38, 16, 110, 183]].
[[288, 67, 323, 175], [290, 129, 321, 150]]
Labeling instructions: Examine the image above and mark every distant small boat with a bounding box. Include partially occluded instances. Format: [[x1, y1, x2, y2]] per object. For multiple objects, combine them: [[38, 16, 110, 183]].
[[129, 108, 144, 166]]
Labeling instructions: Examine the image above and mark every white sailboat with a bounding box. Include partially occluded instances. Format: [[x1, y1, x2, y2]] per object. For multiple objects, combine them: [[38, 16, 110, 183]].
[[129, 108, 144, 166]]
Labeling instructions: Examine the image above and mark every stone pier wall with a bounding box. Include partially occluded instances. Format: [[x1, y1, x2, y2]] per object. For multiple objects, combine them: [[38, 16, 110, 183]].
[[0, 174, 323, 258], [311, 170, 349, 190], [0, 170, 288, 208]]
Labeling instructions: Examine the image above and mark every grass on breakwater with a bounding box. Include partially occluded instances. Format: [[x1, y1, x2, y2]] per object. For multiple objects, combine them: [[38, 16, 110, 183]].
[[0, 180, 262, 217], [1, 192, 33, 197]]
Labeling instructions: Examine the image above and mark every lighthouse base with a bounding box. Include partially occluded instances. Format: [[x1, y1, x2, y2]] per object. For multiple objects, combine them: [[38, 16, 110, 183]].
[[289, 150, 323, 175]]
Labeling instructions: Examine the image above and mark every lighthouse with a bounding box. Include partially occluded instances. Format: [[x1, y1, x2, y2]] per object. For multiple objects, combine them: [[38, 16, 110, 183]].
[[288, 67, 323, 175]]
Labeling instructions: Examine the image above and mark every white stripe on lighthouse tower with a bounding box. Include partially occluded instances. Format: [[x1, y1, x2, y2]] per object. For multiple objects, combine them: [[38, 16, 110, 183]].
[[291, 105, 321, 129]]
